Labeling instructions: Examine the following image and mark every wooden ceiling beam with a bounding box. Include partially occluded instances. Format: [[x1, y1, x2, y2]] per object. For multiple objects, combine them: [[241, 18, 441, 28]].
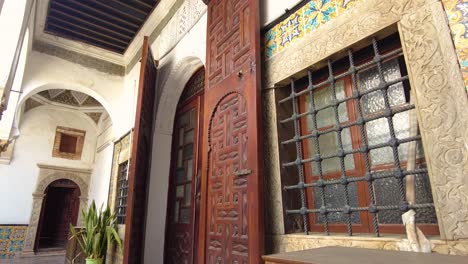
[[47, 21, 126, 51], [48, 13, 130, 45], [49, 7, 133, 43], [134, 0, 153, 9], [63, 0, 140, 29], [53, 1, 135, 36], [109, 0, 148, 16], [88, 0, 145, 23]]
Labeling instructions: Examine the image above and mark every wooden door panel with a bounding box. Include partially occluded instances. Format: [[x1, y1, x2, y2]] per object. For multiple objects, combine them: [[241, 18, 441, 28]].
[[165, 68, 205, 263], [201, 0, 263, 263], [206, 93, 249, 263], [124, 36, 158, 264]]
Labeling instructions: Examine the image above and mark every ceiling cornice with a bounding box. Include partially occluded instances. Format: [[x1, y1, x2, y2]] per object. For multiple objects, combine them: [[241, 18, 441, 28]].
[[33, 40, 125, 76]]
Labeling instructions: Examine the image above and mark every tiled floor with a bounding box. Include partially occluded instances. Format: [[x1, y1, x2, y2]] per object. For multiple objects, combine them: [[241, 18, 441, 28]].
[[0, 255, 65, 264]]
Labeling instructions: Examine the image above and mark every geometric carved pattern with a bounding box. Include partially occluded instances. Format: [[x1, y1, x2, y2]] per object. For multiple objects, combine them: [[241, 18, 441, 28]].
[[207, 0, 251, 87], [206, 93, 249, 263], [23, 98, 43, 113], [85, 112, 103, 124], [179, 67, 206, 104], [38, 90, 101, 107]]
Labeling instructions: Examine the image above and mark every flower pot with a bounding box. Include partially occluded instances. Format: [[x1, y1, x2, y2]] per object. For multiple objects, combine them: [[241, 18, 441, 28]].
[[85, 258, 103, 264]]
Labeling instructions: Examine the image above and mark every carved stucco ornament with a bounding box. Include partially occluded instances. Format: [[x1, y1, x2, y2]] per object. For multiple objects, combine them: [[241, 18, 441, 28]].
[[399, 2, 468, 240]]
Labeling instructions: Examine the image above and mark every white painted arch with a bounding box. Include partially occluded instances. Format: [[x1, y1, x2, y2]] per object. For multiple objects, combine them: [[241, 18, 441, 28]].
[[17, 82, 114, 126]]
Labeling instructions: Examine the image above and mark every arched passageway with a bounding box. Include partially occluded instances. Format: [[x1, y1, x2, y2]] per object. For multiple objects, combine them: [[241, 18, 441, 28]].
[[35, 179, 81, 251]]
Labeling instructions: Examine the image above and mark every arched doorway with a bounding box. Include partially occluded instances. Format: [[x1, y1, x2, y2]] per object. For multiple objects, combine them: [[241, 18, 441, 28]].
[[35, 179, 81, 251], [164, 67, 205, 263]]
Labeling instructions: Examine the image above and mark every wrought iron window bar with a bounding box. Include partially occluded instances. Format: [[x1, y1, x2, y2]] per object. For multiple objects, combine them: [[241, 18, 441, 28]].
[[278, 38, 435, 236], [116, 162, 129, 225]]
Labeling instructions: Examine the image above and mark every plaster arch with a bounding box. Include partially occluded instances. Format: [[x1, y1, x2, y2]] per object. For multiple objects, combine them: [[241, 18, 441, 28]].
[[155, 56, 205, 134], [17, 82, 115, 126], [35, 173, 88, 196]]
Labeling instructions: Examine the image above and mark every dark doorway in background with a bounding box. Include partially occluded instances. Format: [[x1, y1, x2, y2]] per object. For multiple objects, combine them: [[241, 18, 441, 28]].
[[36, 179, 80, 251]]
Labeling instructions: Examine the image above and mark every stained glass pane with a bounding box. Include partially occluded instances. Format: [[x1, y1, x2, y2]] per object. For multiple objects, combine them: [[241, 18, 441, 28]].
[[306, 80, 348, 129], [313, 183, 360, 224], [176, 185, 184, 198], [185, 184, 192, 206], [374, 168, 437, 224], [189, 109, 195, 128], [359, 58, 406, 116], [177, 149, 183, 167], [180, 208, 190, 224], [308, 128, 354, 175], [184, 130, 194, 144], [176, 168, 185, 183], [367, 111, 421, 166], [179, 112, 188, 127], [186, 159, 193, 181], [183, 144, 194, 158], [178, 129, 184, 147]]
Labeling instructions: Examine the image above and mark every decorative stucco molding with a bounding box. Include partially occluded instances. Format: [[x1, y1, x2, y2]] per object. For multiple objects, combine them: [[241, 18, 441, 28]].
[[263, 0, 467, 242], [22, 164, 91, 254], [399, 1, 468, 240]]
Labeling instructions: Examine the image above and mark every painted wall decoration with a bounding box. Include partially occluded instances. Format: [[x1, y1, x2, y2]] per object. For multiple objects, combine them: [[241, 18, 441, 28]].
[[0, 225, 27, 259], [264, 0, 362, 59], [442, 0, 468, 91]]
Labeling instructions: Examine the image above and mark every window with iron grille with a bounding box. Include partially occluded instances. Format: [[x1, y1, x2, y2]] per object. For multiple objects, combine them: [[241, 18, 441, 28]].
[[276, 33, 438, 236], [116, 161, 129, 225]]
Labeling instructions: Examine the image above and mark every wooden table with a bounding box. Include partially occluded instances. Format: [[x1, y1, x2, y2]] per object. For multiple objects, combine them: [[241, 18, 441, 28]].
[[262, 247, 468, 264]]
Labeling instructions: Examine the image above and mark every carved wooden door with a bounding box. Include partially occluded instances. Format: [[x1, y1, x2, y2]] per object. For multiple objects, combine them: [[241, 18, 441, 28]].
[[124, 36, 158, 264], [200, 0, 263, 263], [164, 95, 203, 264]]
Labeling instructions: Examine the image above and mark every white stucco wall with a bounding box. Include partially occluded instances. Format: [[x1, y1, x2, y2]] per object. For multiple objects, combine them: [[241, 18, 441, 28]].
[[261, 0, 303, 26], [88, 113, 114, 209], [88, 144, 113, 209], [0, 105, 98, 224], [0, 0, 27, 89]]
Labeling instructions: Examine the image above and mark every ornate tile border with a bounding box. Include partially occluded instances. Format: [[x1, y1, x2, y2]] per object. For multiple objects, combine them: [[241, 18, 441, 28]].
[[0, 225, 28, 259], [264, 0, 363, 59], [441, 0, 468, 91]]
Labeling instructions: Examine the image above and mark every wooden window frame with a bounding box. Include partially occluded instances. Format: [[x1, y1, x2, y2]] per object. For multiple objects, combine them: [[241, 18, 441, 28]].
[[52, 126, 85, 160], [296, 43, 439, 235]]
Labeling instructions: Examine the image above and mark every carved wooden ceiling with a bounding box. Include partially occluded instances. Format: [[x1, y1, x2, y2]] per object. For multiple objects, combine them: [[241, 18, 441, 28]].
[[44, 0, 159, 54]]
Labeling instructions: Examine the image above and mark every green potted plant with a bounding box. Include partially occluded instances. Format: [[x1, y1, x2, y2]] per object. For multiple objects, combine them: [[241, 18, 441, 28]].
[[70, 201, 122, 264]]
